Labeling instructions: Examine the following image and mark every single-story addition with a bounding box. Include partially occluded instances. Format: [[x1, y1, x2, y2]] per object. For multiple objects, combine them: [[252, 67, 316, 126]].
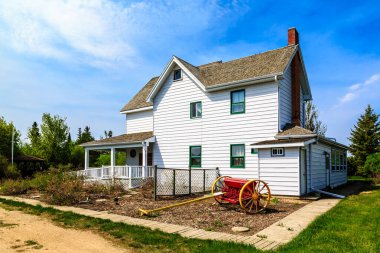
[[80, 27, 348, 196]]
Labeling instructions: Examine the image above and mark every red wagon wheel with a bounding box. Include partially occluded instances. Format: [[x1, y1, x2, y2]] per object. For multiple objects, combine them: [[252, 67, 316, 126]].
[[211, 176, 231, 204], [239, 179, 271, 214]]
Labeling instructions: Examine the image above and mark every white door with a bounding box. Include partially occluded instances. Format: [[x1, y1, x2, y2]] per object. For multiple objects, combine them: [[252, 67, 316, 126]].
[[300, 149, 307, 195]]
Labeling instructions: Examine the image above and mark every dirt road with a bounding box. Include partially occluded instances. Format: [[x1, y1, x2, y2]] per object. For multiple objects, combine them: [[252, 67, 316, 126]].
[[0, 206, 129, 253]]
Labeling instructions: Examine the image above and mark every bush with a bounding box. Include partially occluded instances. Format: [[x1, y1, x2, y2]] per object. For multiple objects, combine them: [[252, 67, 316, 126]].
[[0, 155, 9, 178], [363, 153, 380, 183], [0, 179, 30, 195], [4, 164, 21, 179], [45, 172, 86, 205]]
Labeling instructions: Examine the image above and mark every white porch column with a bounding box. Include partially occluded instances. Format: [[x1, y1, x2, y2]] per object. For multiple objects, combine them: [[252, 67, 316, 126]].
[[142, 142, 148, 178], [84, 148, 89, 170], [110, 147, 115, 181]]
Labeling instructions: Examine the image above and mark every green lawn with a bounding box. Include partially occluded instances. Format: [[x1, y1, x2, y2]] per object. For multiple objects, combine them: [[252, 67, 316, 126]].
[[0, 186, 379, 253]]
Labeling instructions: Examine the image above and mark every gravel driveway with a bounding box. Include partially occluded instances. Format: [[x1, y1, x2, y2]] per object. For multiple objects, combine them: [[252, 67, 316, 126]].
[[0, 206, 129, 253]]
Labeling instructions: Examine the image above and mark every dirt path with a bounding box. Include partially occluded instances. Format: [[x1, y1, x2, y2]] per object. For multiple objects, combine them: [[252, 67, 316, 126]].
[[0, 206, 129, 253]]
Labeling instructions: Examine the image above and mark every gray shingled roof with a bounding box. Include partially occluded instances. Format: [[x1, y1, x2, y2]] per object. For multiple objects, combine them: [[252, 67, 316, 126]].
[[277, 124, 315, 137], [121, 45, 297, 112], [120, 77, 158, 112], [80, 131, 154, 147]]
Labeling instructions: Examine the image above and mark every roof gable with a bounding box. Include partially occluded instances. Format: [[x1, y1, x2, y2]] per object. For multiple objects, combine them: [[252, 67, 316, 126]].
[[122, 44, 312, 112]]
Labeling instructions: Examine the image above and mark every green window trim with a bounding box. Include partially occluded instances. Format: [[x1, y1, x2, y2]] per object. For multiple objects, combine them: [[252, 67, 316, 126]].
[[230, 144, 245, 168], [230, 89, 245, 114], [189, 146, 202, 168], [190, 101, 202, 119]]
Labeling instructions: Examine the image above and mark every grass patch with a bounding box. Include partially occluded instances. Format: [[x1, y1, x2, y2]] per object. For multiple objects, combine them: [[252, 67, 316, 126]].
[[0, 187, 379, 252]]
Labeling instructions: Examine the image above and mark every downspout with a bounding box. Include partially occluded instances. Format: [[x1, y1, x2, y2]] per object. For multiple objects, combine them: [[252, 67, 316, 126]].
[[308, 143, 312, 193]]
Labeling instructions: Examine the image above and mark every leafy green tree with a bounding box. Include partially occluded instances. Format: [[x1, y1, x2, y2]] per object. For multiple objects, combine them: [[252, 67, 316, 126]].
[[305, 101, 327, 136], [0, 116, 21, 159], [362, 153, 380, 179], [39, 113, 71, 166], [349, 105, 380, 171], [70, 145, 85, 169]]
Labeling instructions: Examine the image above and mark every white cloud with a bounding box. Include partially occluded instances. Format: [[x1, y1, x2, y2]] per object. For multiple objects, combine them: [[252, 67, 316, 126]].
[[0, 0, 247, 70], [335, 73, 380, 107]]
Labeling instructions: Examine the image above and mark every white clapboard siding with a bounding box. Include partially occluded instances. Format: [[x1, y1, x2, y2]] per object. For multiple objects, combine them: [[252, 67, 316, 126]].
[[153, 69, 279, 180], [258, 147, 300, 196], [278, 66, 307, 129], [278, 66, 292, 130], [126, 110, 153, 134], [300, 86, 305, 127], [309, 143, 330, 190]]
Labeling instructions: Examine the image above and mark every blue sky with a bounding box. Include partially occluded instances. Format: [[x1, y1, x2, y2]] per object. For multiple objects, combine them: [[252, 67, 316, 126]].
[[0, 0, 379, 145]]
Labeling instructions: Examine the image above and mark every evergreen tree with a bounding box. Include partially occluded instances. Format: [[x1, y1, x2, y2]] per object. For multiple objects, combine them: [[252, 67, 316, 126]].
[[349, 105, 380, 170], [26, 121, 41, 156], [76, 126, 94, 144], [305, 101, 327, 136]]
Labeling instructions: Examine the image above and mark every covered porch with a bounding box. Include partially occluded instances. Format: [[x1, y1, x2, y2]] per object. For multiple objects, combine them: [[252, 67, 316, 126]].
[[79, 131, 155, 184]]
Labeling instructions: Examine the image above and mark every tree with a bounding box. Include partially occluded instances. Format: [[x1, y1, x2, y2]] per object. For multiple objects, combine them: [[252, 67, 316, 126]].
[[76, 126, 94, 145], [104, 130, 113, 138], [362, 153, 380, 179], [24, 121, 42, 157], [349, 105, 380, 170], [305, 101, 327, 136], [39, 113, 71, 166], [0, 116, 21, 159]]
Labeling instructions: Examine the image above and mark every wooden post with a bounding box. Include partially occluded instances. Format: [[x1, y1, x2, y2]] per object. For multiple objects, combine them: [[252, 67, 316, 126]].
[[188, 166, 192, 195], [142, 143, 147, 178], [110, 147, 115, 183], [154, 165, 158, 201], [128, 166, 132, 188]]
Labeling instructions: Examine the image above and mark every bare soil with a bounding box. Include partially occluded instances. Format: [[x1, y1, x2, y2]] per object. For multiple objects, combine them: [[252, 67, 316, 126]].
[[21, 183, 310, 236], [0, 205, 129, 253]]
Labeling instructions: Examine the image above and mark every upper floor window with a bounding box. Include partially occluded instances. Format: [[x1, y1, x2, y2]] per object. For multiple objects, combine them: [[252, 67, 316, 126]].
[[231, 89, 245, 114], [189, 146, 201, 167], [230, 144, 245, 168], [190, 101, 202, 118], [173, 69, 182, 81], [271, 148, 284, 157]]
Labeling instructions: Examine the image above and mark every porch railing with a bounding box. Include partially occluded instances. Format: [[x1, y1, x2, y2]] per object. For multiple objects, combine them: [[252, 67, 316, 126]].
[[77, 166, 154, 180]]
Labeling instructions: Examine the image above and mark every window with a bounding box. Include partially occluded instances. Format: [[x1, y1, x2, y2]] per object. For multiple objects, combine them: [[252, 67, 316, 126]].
[[189, 146, 201, 167], [251, 148, 258, 154], [231, 90, 245, 114], [331, 150, 336, 171], [173, 69, 182, 81], [190, 102, 202, 118], [230, 144, 245, 168], [271, 148, 284, 157]]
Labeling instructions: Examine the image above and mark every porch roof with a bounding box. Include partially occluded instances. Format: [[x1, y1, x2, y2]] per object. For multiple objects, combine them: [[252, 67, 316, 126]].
[[80, 131, 154, 148], [251, 137, 315, 148]]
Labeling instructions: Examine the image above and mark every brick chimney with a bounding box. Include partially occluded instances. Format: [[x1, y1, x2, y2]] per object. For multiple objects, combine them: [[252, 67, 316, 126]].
[[289, 27, 301, 126], [288, 27, 299, 45]]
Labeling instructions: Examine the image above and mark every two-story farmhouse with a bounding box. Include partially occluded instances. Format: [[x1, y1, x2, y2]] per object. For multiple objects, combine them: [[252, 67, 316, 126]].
[[82, 28, 348, 196]]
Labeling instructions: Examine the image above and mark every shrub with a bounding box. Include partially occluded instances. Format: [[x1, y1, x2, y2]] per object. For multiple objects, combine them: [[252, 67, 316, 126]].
[[363, 153, 380, 183], [4, 164, 21, 179], [0, 179, 30, 195], [0, 155, 9, 178]]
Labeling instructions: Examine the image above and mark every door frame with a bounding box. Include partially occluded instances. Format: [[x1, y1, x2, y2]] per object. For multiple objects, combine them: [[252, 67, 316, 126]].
[[299, 148, 308, 195]]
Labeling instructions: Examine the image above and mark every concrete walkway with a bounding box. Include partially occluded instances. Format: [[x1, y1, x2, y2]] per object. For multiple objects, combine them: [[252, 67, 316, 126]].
[[0, 196, 340, 251]]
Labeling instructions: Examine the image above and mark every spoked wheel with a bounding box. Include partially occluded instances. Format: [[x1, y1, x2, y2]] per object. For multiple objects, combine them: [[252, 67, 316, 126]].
[[239, 179, 271, 214], [211, 176, 231, 204]]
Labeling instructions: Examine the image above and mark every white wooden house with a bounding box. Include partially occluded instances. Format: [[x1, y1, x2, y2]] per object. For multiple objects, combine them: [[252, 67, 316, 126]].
[[81, 28, 348, 196]]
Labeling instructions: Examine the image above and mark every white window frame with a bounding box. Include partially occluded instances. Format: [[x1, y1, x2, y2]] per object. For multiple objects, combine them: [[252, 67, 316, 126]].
[[173, 69, 182, 81], [271, 148, 284, 157]]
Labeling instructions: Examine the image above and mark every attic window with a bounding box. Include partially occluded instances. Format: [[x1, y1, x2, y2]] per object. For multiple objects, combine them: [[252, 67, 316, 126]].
[[173, 69, 182, 81], [271, 148, 284, 157]]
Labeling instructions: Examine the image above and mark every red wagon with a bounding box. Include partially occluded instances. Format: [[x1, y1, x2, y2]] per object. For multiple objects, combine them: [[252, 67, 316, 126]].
[[211, 176, 271, 214]]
